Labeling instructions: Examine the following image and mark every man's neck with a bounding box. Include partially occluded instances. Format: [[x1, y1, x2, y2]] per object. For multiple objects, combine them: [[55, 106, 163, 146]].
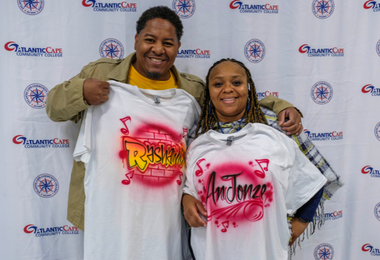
[[128, 64, 177, 90]]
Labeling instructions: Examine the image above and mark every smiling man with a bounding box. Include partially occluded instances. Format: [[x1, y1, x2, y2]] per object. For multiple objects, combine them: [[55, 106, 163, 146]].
[[134, 17, 180, 81], [45, 5, 303, 259], [46, 5, 205, 230]]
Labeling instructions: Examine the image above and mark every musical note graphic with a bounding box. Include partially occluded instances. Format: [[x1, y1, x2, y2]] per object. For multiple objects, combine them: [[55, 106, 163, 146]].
[[195, 159, 206, 177], [120, 116, 131, 135], [177, 172, 183, 185], [254, 159, 269, 178], [221, 220, 229, 233], [181, 128, 188, 138], [121, 170, 134, 185]]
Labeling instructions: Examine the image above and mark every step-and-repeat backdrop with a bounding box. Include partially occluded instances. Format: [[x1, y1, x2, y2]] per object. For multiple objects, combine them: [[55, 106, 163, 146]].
[[1, 0, 380, 259]]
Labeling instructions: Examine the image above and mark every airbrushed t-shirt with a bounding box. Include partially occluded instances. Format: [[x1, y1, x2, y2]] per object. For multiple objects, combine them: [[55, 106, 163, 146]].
[[74, 81, 200, 260], [184, 123, 327, 260]]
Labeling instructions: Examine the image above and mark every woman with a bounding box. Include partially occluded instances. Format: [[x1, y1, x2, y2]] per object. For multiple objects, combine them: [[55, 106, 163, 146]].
[[182, 58, 328, 260]]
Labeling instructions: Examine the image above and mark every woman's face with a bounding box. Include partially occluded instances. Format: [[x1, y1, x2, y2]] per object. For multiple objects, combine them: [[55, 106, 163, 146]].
[[208, 61, 249, 122]]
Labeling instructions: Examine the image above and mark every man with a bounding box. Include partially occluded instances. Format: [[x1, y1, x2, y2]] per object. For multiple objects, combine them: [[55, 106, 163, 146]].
[[46, 6, 309, 259]]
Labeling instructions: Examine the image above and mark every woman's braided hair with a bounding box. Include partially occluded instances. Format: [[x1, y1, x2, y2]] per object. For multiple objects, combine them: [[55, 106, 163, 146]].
[[195, 58, 268, 138]]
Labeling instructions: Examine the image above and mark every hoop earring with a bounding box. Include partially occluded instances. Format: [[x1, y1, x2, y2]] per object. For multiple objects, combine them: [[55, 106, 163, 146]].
[[208, 101, 212, 115], [247, 98, 251, 112]]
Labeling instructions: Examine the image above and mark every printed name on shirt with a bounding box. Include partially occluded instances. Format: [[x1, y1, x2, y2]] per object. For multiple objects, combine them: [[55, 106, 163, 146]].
[[195, 159, 274, 232], [118, 116, 187, 187]]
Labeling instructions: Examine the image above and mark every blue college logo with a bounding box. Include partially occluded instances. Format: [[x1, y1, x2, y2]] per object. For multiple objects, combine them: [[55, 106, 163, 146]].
[[364, 0, 380, 11], [24, 223, 79, 237], [299, 44, 344, 57], [24, 83, 49, 109], [312, 0, 334, 19], [229, 0, 279, 14], [314, 243, 334, 260], [82, 0, 136, 12], [177, 48, 210, 58], [12, 135, 70, 148], [18, 0, 44, 15], [257, 91, 279, 100], [311, 81, 333, 104], [172, 0, 196, 19], [33, 174, 59, 198], [362, 165, 380, 178], [99, 38, 124, 59], [244, 39, 266, 63], [4, 41, 63, 57], [315, 210, 343, 221], [362, 243, 380, 256], [362, 84, 380, 96], [304, 129, 343, 141], [374, 122, 380, 141]]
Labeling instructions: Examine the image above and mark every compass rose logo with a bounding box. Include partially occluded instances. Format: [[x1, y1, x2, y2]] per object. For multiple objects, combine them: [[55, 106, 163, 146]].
[[312, 0, 334, 19], [33, 174, 59, 198], [374, 122, 380, 142], [24, 83, 49, 109], [244, 39, 266, 63], [376, 39, 380, 57], [172, 0, 196, 19], [99, 38, 124, 59], [314, 243, 334, 260], [311, 81, 333, 105], [374, 202, 380, 221], [17, 0, 44, 15]]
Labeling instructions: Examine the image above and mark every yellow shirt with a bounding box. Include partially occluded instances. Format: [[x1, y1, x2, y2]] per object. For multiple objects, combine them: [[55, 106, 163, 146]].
[[128, 64, 177, 90]]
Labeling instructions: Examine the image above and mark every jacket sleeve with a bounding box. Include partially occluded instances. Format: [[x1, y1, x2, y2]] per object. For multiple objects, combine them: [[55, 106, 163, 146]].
[[295, 187, 324, 221], [258, 95, 303, 117], [46, 65, 94, 123]]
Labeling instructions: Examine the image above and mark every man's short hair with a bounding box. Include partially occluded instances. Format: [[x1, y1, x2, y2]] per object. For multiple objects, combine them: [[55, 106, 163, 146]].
[[136, 6, 184, 42]]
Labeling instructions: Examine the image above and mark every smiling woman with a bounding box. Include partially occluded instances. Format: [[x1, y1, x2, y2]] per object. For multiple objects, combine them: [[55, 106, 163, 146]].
[[208, 61, 249, 122], [195, 58, 267, 137], [183, 58, 329, 260]]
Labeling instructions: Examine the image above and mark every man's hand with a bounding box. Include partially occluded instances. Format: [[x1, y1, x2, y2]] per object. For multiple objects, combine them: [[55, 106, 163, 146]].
[[83, 78, 110, 105], [289, 218, 309, 246], [278, 107, 303, 135], [182, 194, 207, 227]]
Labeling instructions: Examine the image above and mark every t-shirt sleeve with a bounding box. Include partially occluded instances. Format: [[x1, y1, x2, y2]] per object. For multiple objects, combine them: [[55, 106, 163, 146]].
[[183, 162, 199, 199], [73, 106, 93, 165], [186, 121, 198, 147], [183, 141, 202, 199], [285, 141, 327, 215]]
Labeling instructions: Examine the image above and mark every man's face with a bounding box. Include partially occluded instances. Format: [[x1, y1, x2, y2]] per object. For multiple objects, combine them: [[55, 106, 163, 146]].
[[134, 18, 181, 81]]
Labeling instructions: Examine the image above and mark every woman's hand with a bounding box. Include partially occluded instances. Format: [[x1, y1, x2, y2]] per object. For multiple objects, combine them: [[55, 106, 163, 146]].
[[289, 218, 309, 246], [278, 107, 303, 135], [182, 194, 207, 227]]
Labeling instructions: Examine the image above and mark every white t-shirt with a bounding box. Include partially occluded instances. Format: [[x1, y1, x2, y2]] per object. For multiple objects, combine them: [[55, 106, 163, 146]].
[[74, 81, 200, 260], [184, 123, 327, 260]]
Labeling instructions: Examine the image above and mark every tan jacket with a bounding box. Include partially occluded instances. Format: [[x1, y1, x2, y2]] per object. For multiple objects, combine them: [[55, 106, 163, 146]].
[[46, 52, 294, 230]]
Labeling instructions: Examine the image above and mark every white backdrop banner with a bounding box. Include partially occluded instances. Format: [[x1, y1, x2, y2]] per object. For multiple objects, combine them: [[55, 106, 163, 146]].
[[1, 0, 380, 259]]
